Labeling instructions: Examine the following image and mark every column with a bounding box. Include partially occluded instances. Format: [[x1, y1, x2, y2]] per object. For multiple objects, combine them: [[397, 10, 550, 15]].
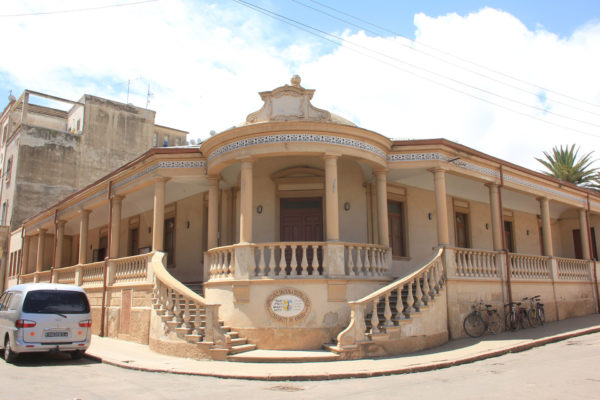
[[54, 220, 66, 268], [78, 209, 91, 264], [324, 154, 340, 241], [579, 208, 591, 259], [109, 195, 123, 258], [538, 197, 554, 256], [239, 159, 254, 243], [207, 176, 219, 249], [487, 183, 503, 251], [22, 236, 30, 274], [375, 170, 389, 247], [21, 92, 29, 124], [152, 177, 169, 251], [432, 168, 449, 246], [36, 228, 46, 272]]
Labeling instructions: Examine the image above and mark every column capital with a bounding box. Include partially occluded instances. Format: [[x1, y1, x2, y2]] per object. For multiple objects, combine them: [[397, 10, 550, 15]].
[[37, 228, 47, 234], [55, 219, 67, 227], [151, 175, 170, 183], [536, 196, 550, 204], [78, 208, 91, 217], [110, 194, 124, 203], [207, 175, 220, 185], [323, 152, 341, 160], [429, 166, 449, 174], [374, 169, 388, 179], [485, 182, 500, 189]]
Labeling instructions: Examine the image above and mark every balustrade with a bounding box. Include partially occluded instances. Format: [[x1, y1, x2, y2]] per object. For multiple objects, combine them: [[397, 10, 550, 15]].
[[509, 254, 551, 280], [112, 253, 153, 284], [345, 244, 389, 276], [336, 248, 445, 348], [254, 242, 324, 277], [453, 248, 499, 278], [54, 266, 77, 285], [556, 258, 591, 281], [206, 247, 234, 280], [81, 261, 106, 287]]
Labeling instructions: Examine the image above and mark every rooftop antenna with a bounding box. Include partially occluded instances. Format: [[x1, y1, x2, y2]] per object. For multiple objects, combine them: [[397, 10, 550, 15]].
[[146, 84, 153, 109]]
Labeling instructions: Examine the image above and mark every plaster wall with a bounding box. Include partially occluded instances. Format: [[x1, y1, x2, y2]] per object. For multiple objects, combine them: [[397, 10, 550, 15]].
[[26, 113, 67, 132], [205, 279, 388, 350]]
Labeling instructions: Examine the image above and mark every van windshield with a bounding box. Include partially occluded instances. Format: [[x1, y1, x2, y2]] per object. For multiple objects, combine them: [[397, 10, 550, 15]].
[[23, 290, 90, 314]]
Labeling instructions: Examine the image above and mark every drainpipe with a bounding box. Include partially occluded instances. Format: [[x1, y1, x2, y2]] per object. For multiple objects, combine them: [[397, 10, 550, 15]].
[[498, 165, 513, 305], [16, 226, 24, 285], [586, 194, 600, 313], [100, 181, 113, 337], [50, 209, 58, 282]]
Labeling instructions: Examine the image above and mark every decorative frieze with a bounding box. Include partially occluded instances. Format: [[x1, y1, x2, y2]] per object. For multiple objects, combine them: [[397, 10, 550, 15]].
[[208, 134, 387, 161]]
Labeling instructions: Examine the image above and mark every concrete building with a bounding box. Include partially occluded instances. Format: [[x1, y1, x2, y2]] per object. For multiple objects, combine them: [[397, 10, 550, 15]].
[[0, 90, 187, 289], [3, 77, 600, 361]]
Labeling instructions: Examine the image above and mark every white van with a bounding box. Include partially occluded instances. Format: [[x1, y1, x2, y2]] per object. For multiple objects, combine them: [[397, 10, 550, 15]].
[[0, 283, 92, 363]]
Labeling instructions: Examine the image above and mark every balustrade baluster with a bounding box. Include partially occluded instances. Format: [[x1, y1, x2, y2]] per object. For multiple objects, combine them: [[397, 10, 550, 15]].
[[364, 248, 371, 275], [291, 245, 298, 275], [358, 247, 366, 276], [164, 287, 174, 318], [414, 276, 424, 308], [370, 249, 377, 276], [348, 246, 355, 276], [258, 246, 266, 277], [456, 251, 464, 276], [278, 245, 286, 276], [394, 288, 406, 321], [170, 293, 181, 325], [370, 298, 380, 333], [181, 298, 191, 329], [267, 246, 275, 277], [405, 281, 415, 314], [301, 245, 309, 275], [383, 294, 393, 327], [192, 303, 203, 338], [422, 270, 431, 303], [428, 267, 436, 297]]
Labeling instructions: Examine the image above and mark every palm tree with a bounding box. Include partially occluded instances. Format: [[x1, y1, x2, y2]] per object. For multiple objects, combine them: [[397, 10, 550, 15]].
[[536, 145, 598, 187]]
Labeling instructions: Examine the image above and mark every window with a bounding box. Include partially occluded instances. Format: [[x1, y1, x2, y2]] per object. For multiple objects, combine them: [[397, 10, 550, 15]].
[[504, 221, 515, 253], [153, 133, 158, 147], [2, 125, 7, 143], [387, 200, 406, 257], [1, 201, 7, 225], [76, 119, 81, 131], [5, 156, 12, 185], [163, 134, 169, 147], [129, 227, 139, 256], [164, 217, 175, 267], [175, 137, 181, 146], [455, 212, 470, 248]]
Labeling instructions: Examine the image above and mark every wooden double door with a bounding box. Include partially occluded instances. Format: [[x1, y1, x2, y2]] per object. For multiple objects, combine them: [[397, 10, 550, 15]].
[[279, 197, 323, 274]]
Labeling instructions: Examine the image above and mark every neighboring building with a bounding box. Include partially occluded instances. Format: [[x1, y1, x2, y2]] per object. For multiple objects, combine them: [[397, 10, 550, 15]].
[[0, 90, 188, 289], [4, 77, 600, 360]]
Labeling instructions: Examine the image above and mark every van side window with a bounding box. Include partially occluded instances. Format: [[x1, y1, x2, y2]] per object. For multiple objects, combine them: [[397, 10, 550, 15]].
[[0, 292, 12, 311], [7, 293, 22, 311]]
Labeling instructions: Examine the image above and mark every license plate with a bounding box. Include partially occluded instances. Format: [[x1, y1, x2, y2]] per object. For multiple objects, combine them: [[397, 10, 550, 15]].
[[45, 331, 68, 337]]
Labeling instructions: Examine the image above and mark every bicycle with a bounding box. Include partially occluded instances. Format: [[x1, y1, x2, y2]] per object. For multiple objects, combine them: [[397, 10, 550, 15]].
[[463, 302, 503, 338], [504, 301, 521, 331], [527, 295, 545, 327]]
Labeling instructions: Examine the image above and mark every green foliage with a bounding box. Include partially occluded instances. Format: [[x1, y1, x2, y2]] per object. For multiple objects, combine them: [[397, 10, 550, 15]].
[[535, 145, 598, 189]]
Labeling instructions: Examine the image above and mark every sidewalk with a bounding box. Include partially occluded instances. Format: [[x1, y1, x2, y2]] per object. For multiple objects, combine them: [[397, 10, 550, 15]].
[[85, 314, 600, 381]]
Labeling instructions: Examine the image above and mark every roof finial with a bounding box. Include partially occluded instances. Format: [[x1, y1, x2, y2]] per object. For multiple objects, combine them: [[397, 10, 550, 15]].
[[290, 75, 301, 88]]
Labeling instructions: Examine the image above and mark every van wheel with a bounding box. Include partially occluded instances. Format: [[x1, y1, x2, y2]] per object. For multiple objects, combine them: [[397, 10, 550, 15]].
[[4, 337, 18, 363], [70, 350, 84, 360]]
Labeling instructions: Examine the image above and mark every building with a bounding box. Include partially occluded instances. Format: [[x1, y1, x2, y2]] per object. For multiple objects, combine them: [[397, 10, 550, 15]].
[[4, 76, 600, 360], [0, 90, 188, 289]]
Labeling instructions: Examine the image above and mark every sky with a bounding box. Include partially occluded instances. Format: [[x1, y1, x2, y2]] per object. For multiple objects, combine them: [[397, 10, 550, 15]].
[[1, 0, 599, 171]]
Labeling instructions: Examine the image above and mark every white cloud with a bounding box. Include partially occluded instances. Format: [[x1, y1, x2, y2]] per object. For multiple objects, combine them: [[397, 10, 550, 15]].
[[1, 2, 599, 171]]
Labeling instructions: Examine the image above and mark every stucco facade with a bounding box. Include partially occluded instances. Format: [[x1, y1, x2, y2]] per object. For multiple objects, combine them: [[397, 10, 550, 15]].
[[3, 77, 600, 360]]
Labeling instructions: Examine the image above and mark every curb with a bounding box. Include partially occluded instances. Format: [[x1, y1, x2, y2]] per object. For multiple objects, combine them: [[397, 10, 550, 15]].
[[84, 326, 600, 381]]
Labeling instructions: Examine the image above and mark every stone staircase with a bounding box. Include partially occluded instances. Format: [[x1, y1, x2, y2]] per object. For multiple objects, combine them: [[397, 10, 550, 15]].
[[151, 290, 257, 357]]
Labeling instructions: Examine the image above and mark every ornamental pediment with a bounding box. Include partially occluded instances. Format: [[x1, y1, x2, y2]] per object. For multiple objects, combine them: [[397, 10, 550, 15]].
[[245, 75, 332, 124]]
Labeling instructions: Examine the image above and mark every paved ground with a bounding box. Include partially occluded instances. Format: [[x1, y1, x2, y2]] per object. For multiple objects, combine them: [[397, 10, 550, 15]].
[[83, 313, 600, 380], [2, 329, 600, 399]]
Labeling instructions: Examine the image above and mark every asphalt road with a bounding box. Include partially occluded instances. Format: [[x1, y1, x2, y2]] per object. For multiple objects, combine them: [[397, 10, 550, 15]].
[[1, 332, 600, 400]]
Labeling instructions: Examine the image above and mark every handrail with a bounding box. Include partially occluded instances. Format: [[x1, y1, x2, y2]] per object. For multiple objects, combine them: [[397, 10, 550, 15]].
[[151, 251, 230, 347], [335, 248, 445, 350], [355, 248, 443, 305]]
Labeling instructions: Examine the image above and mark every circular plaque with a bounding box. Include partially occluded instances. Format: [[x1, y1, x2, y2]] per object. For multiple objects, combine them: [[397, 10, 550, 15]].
[[266, 288, 311, 322]]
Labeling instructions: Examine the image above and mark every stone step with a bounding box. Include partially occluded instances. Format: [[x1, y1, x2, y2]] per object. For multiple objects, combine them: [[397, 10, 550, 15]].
[[226, 343, 257, 356], [227, 349, 341, 363], [230, 337, 248, 346]]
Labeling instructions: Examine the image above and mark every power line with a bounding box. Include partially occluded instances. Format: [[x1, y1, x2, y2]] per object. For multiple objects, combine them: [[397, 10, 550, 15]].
[[0, 0, 160, 17], [302, 0, 600, 113], [232, 0, 600, 138]]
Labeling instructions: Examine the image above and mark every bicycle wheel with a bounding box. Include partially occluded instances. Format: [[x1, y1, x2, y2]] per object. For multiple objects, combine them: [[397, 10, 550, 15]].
[[528, 308, 541, 328], [539, 306, 545, 325], [487, 312, 503, 335], [464, 312, 485, 338], [505, 310, 519, 331], [519, 309, 530, 329]]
